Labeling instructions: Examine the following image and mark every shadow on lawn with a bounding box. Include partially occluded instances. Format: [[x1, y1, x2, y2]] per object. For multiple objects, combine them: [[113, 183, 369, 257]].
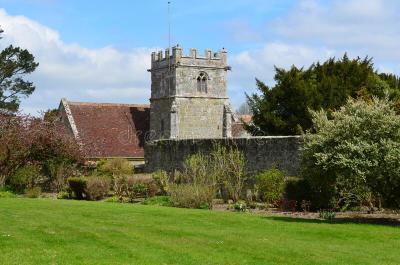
[[263, 216, 400, 227]]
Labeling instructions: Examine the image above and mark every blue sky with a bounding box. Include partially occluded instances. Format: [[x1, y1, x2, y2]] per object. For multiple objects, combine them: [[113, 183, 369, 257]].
[[1, 0, 400, 114], [0, 0, 293, 52]]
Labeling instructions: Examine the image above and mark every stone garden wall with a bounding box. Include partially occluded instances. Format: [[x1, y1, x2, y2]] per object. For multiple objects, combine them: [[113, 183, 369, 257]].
[[145, 136, 302, 176]]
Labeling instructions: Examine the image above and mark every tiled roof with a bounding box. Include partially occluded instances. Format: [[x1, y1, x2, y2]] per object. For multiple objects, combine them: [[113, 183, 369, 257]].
[[232, 115, 252, 137], [60, 100, 150, 158]]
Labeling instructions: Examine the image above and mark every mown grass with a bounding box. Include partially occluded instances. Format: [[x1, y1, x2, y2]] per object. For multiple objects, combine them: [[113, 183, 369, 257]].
[[0, 198, 399, 265]]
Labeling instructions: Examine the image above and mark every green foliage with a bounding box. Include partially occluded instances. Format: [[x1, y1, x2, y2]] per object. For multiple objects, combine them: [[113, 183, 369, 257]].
[[96, 158, 133, 177], [163, 145, 247, 209], [104, 196, 121, 203], [46, 160, 78, 192], [284, 177, 311, 204], [142, 196, 172, 206], [67, 177, 87, 200], [255, 167, 285, 204], [182, 153, 214, 186], [230, 200, 248, 212], [210, 145, 246, 202], [302, 97, 400, 210], [246, 54, 400, 135], [111, 175, 157, 202], [0, 190, 16, 198], [85, 177, 110, 201], [0, 28, 39, 112], [169, 183, 214, 209], [9, 164, 41, 193], [127, 176, 157, 199], [113, 175, 127, 200], [319, 210, 336, 221], [152, 170, 169, 194], [25, 186, 41, 198], [57, 191, 70, 200]]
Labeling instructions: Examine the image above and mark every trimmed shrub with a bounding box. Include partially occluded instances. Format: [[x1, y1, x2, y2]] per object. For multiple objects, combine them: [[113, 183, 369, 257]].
[[25, 187, 41, 198], [169, 183, 214, 209], [96, 158, 133, 177], [57, 191, 70, 200], [111, 175, 157, 202], [85, 177, 110, 201], [67, 177, 87, 199], [255, 166, 285, 204], [125, 175, 157, 201]]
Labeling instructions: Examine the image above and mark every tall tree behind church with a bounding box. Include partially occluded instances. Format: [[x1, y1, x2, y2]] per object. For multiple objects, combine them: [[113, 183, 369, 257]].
[[245, 54, 400, 135]]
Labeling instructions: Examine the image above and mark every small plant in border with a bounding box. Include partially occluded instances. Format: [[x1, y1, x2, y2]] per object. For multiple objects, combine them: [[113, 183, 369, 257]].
[[319, 210, 336, 221]]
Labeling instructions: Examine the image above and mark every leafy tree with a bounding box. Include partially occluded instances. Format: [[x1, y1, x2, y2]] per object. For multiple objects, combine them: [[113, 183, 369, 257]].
[[236, 101, 252, 115], [0, 28, 39, 112], [302, 97, 400, 210], [246, 54, 400, 135]]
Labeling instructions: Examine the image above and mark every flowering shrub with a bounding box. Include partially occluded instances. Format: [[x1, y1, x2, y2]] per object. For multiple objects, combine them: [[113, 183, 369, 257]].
[[302, 97, 400, 210], [0, 113, 84, 191]]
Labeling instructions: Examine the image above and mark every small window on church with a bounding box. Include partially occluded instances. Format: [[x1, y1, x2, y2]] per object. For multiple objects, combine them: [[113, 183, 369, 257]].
[[197, 72, 208, 93]]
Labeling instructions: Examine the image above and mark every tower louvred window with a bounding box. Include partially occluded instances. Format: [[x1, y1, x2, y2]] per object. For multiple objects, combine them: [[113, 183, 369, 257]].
[[197, 72, 208, 93]]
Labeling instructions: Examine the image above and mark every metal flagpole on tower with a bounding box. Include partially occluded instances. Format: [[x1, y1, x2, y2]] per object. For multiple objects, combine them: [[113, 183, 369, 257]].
[[168, 1, 171, 56], [167, 1, 171, 97]]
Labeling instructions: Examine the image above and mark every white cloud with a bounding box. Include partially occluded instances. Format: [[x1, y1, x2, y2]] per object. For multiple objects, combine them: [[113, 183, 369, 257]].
[[274, 0, 400, 57], [228, 0, 400, 108], [2, 0, 400, 114], [0, 9, 154, 114]]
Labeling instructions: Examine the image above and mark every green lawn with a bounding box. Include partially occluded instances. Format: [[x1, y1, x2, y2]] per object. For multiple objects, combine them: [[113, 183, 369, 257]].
[[0, 198, 399, 265]]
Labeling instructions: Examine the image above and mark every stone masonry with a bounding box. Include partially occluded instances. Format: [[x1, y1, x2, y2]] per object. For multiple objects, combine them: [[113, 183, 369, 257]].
[[145, 136, 303, 176], [148, 45, 232, 140]]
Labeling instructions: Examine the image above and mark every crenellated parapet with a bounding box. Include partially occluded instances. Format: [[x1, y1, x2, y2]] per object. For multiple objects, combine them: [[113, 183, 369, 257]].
[[150, 45, 229, 71]]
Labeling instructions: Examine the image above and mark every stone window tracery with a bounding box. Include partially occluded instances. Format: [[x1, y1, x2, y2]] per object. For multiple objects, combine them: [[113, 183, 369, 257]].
[[196, 72, 208, 93]]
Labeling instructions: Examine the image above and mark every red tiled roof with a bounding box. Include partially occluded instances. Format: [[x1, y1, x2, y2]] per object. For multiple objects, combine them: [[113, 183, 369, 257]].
[[232, 115, 252, 137], [62, 100, 150, 158]]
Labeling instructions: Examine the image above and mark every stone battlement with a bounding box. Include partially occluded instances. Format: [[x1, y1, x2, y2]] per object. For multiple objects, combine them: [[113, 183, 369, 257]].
[[151, 45, 227, 63]]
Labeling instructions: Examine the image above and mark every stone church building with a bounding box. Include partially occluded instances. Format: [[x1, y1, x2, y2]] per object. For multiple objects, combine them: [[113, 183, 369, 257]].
[[58, 46, 250, 163]]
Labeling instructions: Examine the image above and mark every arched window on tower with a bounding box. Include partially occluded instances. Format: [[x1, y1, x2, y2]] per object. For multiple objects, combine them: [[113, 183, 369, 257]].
[[196, 72, 208, 93]]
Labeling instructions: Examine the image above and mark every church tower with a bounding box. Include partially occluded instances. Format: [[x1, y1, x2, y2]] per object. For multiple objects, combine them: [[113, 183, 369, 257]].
[[148, 45, 232, 140]]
